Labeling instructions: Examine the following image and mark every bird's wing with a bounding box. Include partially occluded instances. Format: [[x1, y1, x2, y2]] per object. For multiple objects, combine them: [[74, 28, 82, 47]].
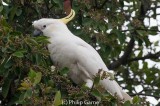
[[72, 35, 109, 75], [72, 36, 132, 102]]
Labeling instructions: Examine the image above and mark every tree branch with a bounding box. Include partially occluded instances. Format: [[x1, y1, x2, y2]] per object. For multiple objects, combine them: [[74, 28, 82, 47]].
[[129, 88, 160, 99], [64, 0, 72, 15], [121, 28, 160, 33], [130, 93, 160, 98], [108, 36, 135, 70], [128, 51, 160, 62], [108, 43, 160, 69]]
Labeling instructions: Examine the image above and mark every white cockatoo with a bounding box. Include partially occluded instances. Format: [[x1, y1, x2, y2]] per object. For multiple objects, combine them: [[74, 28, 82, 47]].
[[32, 10, 132, 102]]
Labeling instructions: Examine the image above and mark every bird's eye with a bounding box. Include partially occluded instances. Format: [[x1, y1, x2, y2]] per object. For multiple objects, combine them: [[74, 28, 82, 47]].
[[43, 25, 46, 28]]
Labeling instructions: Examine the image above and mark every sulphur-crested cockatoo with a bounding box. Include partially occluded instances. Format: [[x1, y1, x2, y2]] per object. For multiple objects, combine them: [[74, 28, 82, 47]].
[[32, 9, 132, 102]]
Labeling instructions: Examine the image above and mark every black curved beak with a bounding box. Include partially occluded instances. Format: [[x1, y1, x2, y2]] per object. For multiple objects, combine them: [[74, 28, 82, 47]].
[[33, 29, 43, 36]]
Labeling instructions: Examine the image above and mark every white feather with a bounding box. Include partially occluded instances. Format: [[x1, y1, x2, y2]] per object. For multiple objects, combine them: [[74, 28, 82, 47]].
[[33, 18, 132, 102]]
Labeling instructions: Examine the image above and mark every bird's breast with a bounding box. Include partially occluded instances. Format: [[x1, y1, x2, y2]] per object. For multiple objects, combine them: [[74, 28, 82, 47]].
[[47, 40, 77, 68]]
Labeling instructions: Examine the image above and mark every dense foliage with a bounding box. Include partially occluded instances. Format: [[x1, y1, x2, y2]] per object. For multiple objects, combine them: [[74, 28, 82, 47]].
[[0, 0, 160, 105]]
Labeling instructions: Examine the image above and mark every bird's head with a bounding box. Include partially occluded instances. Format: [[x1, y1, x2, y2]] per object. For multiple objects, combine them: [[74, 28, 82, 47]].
[[32, 9, 75, 36]]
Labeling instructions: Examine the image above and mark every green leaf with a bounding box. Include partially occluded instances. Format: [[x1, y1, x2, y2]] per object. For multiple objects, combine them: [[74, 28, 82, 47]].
[[60, 67, 69, 75], [143, 36, 150, 47], [137, 50, 142, 57], [148, 30, 157, 35], [4, 58, 13, 68], [2, 78, 12, 98], [29, 69, 42, 85], [34, 72, 42, 84], [18, 89, 32, 102], [93, 75, 100, 85], [35, 54, 41, 65], [150, 26, 158, 31], [107, 23, 112, 29], [10, 6, 17, 21], [0, 56, 12, 75], [37, 0, 43, 3], [136, 30, 145, 36], [2, 47, 7, 52], [113, 29, 126, 44], [26, 38, 39, 45], [18, 93, 26, 102], [132, 95, 140, 104], [24, 89, 32, 98], [12, 51, 24, 58], [99, 24, 106, 32], [102, 91, 110, 97], [28, 69, 37, 82], [91, 89, 101, 98], [35, 36, 50, 43], [73, 29, 83, 36], [105, 45, 112, 56], [10, 31, 22, 36], [12, 49, 27, 58], [8, 44, 16, 51], [8, 94, 20, 106], [53, 91, 62, 106], [120, 0, 124, 7], [143, 62, 148, 69], [53, 0, 63, 9], [123, 100, 131, 106], [154, 41, 159, 46], [137, 38, 143, 46], [0, 6, 3, 12], [0, 18, 10, 28], [16, 9, 22, 16], [127, 24, 134, 30], [2, 72, 14, 98], [83, 18, 93, 26]]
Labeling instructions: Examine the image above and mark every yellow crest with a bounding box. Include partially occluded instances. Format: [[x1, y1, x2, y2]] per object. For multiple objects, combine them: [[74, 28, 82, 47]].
[[59, 9, 75, 24]]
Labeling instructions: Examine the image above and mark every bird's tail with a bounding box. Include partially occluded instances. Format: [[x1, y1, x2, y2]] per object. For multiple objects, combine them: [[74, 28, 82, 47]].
[[100, 79, 132, 102]]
